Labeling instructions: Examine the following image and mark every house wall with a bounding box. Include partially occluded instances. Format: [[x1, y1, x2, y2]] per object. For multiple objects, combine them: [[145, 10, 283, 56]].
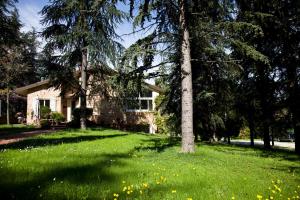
[[26, 86, 62, 124], [25, 84, 159, 133], [87, 91, 159, 132]]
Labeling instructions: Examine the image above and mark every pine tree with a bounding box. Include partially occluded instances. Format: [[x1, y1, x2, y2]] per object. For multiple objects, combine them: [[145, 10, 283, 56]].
[[41, 0, 126, 129]]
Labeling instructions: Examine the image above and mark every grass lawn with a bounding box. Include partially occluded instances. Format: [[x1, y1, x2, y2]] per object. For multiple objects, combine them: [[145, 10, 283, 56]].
[[0, 124, 37, 138], [0, 128, 299, 200]]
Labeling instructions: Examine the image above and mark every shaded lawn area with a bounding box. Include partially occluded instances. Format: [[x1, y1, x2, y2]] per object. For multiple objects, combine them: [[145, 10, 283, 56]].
[[0, 124, 38, 138], [0, 128, 299, 200]]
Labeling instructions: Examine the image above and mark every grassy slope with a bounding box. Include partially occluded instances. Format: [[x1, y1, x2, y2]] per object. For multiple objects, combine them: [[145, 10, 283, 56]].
[[0, 128, 299, 200]]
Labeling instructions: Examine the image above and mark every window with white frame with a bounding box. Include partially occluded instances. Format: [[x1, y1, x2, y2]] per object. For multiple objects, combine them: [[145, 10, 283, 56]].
[[126, 89, 154, 112], [39, 99, 50, 108]]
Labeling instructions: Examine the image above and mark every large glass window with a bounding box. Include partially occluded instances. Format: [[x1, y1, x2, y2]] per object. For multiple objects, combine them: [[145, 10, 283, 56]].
[[125, 89, 154, 112]]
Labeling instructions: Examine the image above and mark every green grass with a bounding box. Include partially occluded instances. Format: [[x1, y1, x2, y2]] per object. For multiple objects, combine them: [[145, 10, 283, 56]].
[[0, 128, 299, 200], [0, 124, 37, 138]]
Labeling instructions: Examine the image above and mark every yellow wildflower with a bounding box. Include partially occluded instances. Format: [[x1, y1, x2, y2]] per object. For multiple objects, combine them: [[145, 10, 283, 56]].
[[187, 198, 193, 200], [271, 190, 276, 194], [122, 181, 126, 184], [171, 190, 177, 193], [231, 196, 235, 200], [143, 183, 149, 188], [270, 196, 273, 200], [123, 186, 127, 191], [113, 193, 119, 197], [156, 181, 160, 185], [257, 194, 263, 199]]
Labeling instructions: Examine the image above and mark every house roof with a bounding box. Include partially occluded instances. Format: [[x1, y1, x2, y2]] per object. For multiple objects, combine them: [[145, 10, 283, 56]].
[[15, 79, 163, 96], [15, 79, 50, 96]]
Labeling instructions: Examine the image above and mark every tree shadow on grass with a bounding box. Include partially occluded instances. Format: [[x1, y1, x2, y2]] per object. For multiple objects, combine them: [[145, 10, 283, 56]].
[[134, 137, 180, 153], [202, 142, 300, 162], [0, 152, 132, 200], [0, 133, 128, 150], [0, 126, 39, 138]]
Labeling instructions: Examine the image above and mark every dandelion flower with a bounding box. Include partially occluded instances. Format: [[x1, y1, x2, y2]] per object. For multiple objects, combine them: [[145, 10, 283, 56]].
[[113, 193, 119, 197], [171, 190, 176, 193], [257, 194, 263, 199], [231, 197, 235, 200]]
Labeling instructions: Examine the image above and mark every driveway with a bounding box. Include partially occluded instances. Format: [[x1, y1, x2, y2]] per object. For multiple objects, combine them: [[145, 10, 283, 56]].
[[229, 139, 295, 150]]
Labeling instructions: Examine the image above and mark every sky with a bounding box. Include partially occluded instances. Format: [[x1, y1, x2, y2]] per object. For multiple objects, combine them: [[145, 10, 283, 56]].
[[15, 0, 156, 83], [16, 0, 144, 48]]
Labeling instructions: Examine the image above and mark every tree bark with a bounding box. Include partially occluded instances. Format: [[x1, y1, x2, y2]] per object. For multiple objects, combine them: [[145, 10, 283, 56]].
[[287, 64, 300, 155], [263, 123, 271, 149], [80, 48, 87, 130], [6, 87, 10, 125], [179, 0, 195, 153], [249, 119, 255, 147]]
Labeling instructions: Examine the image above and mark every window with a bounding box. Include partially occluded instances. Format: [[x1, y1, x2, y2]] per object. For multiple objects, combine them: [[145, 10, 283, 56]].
[[38, 99, 50, 118], [39, 99, 50, 108], [125, 89, 154, 112]]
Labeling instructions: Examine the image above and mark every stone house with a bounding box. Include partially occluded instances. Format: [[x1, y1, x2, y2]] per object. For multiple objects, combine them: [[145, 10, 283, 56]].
[[15, 79, 162, 133]]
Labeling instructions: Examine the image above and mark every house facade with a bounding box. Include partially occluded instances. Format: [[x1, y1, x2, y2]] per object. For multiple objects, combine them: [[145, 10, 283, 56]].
[[16, 79, 162, 133]]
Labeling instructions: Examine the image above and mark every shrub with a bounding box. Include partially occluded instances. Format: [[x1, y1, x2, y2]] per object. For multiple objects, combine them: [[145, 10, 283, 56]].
[[40, 106, 51, 119], [72, 108, 93, 121], [40, 119, 50, 129], [68, 108, 93, 127], [51, 112, 65, 124]]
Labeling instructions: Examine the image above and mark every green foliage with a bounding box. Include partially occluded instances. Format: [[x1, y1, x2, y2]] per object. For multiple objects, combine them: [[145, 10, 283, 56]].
[[39, 119, 50, 129], [238, 127, 251, 139], [69, 108, 93, 127], [40, 106, 51, 119], [72, 108, 93, 120], [50, 112, 65, 124]]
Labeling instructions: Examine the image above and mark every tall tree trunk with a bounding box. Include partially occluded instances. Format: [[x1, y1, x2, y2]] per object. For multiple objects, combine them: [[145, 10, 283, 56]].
[[6, 87, 10, 125], [179, 0, 195, 153], [248, 114, 255, 147], [287, 64, 300, 155], [80, 48, 87, 130], [271, 127, 274, 147], [294, 120, 300, 155], [263, 123, 271, 149]]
